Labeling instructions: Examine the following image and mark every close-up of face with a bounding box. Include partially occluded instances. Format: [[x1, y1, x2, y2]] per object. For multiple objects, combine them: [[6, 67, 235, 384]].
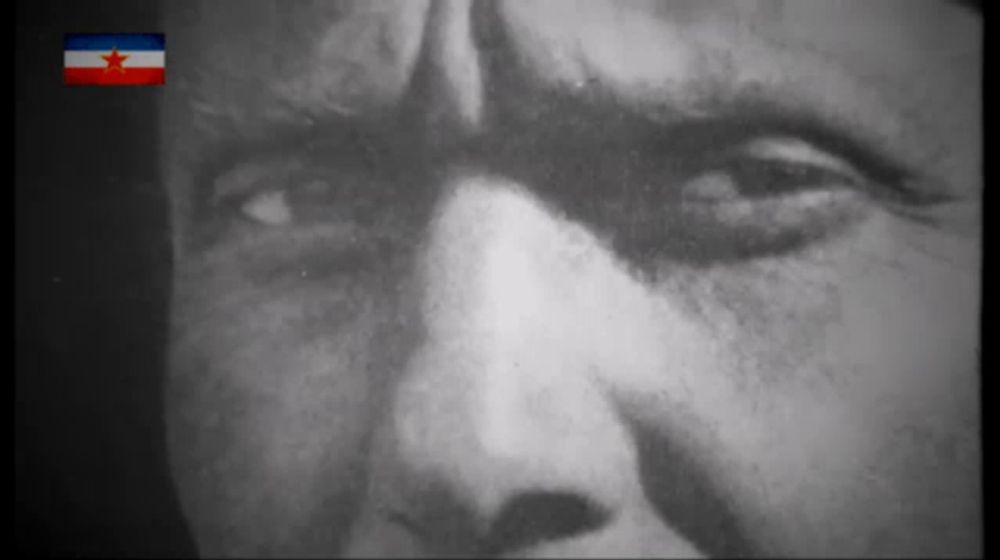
[[160, 1, 982, 557]]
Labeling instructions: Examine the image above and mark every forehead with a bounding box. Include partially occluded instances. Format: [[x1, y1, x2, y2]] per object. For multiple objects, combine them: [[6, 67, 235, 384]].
[[161, 0, 980, 215], [164, 1, 978, 125]]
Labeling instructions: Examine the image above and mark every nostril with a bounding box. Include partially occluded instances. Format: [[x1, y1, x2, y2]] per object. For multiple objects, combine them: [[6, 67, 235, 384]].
[[483, 491, 612, 555]]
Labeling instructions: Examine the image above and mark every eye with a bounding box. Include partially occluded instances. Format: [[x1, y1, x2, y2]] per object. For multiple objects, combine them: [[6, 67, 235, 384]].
[[240, 189, 293, 226], [682, 137, 865, 202], [208, 154, 379, 231], [202, 147, 431, 258], [611, 136, 873, 263], [236, 178, 343, 227]]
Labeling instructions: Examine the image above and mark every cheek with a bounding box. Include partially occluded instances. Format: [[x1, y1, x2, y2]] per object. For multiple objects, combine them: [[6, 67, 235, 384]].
[[839, 219, 980, 416], [830, 216, 981, 550], [165, 248, 420, 555], [612, 211, 979, 555]]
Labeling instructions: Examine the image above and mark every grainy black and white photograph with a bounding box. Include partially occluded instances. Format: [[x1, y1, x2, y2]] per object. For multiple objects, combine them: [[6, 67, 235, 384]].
[[16, 1, 983, 557]]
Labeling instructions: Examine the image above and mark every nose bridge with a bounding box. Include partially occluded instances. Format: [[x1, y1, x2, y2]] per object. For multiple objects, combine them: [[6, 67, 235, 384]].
[[419, 177, 573, 346], [387, 176, 642, 515]]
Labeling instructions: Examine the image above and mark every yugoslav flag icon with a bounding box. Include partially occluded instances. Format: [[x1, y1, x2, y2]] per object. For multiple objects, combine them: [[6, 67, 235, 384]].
[[64, 33, 164, 86]]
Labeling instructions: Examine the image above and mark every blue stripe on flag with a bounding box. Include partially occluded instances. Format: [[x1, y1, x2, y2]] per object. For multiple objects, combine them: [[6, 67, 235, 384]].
[[64, 33, 164, 51]]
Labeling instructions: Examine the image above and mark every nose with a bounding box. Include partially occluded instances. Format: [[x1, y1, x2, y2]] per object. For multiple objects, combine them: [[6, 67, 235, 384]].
[[343, 176, 702, 557]]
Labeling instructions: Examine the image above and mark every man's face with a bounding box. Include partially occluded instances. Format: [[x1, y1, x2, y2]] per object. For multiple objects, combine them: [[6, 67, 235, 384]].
[[162, 1, 981, 557]]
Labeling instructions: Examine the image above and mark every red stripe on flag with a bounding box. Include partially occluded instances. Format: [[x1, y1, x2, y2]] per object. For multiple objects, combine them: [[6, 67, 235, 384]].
[[63, 67, 164, 86]]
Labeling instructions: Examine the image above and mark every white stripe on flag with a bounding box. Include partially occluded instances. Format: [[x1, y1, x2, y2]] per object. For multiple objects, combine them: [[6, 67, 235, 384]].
[[64, 50, 165, 69]]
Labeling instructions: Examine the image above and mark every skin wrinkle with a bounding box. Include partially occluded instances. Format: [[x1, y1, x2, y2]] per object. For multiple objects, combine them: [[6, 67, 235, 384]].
[[163, 1, 981, 557], [416, 0, 484, 133], [162, 1, 432, 249], [170, 263, 413, 555], [735, 2, 980, 196], [490, 0, 976, 200]]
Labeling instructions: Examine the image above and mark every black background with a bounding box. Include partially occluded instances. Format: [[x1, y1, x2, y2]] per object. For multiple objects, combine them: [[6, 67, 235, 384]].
[[16, 1, 194, 556]]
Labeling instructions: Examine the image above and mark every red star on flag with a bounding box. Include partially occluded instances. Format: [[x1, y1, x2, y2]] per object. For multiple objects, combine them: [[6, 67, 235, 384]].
[[100, 47, 129, 73], [64, 34, 164, 86]]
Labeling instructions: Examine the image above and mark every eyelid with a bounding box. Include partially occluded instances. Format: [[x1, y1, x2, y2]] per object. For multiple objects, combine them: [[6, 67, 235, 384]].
[[210, 157, 308, 207], [735, 137, 866, 184], [637, 108, 919, 196], [701, 130, 955, 211], [714, 129, 957, 209]]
